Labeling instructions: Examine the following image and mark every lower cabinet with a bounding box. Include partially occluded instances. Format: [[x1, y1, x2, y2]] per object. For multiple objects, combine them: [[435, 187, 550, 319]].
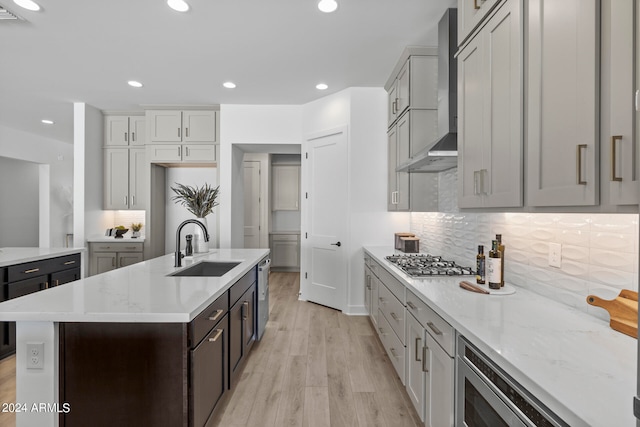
[[89, 242, 144, 276], [270, 233, 300, 271], [229, 278, 256, 387], [1, 253, 81, 360]]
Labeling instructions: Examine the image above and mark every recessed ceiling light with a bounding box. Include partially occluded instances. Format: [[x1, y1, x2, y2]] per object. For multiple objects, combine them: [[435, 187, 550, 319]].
[[128, 80, 143, 88], [13, 0, 40, 11], [41, 119, 54, 125], [223, 82, 236, 89], [316, 83, 329, 90], [318, 0, 338, 13], [167, 0, 189, 12]]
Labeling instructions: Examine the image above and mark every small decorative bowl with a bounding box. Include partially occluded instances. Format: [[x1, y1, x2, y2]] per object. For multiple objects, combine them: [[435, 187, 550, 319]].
[[114, 228, 128, 238]]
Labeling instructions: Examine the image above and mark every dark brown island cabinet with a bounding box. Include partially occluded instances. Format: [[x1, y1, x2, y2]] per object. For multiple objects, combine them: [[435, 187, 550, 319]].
[[0, 253, 81, 359], [59, 266, 258, 427]]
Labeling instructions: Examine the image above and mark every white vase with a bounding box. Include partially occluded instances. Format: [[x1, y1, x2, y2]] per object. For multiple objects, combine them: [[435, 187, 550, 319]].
[[193, 217, 209, 253]]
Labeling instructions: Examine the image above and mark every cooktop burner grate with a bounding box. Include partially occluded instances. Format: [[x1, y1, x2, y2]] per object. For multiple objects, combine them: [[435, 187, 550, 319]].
[[385, 254, 475, 277]]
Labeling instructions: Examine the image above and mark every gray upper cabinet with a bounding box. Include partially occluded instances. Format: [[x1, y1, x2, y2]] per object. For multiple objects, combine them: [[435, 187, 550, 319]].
[[602, 0, 637, 205], [458, 0, 523, 208], [457, 0, 503, 46], [526, 0, 599, 207], [105, 115, 145, 146], [147, 110, 218, 143]]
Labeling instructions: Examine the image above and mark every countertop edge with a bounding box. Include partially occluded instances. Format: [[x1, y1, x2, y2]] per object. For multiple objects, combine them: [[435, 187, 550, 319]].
[[0, 247, 85, 268]]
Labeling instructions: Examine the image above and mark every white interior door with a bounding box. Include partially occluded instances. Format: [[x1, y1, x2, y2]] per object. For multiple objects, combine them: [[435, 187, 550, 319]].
[[302, 127, 348, 311], [243, 160, 261, 248]]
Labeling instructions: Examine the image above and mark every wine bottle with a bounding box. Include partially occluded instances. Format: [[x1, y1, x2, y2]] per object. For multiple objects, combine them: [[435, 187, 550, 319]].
[[496, 234, 505, 287], [487, 240, 502, 290], [476, 245, 486, 285]]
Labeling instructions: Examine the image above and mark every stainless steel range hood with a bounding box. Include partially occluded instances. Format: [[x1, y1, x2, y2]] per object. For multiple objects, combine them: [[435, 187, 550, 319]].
[[397, 8, 458, 173]]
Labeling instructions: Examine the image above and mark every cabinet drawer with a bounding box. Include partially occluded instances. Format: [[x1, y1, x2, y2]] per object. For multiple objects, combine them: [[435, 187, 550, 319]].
[[7, 253, 81, 283], [91, 243, 143, 253], [406, 290, 454, 357], [271, 234, 298, 242], [1, 267, 7, 285], [190, 291, 229, 349], [377, 308, 405, 383], [375, 263, 406, 304], [230, 268, 256, 307], [378, 283, 405, 345]]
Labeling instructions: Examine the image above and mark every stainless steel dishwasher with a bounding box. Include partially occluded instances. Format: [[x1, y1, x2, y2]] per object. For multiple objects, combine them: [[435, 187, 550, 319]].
[[257, 258, 270, 340]]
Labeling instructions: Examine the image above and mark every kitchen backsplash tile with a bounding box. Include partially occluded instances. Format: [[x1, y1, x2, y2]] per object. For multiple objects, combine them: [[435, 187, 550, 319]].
[[410, 169, 638, 320]]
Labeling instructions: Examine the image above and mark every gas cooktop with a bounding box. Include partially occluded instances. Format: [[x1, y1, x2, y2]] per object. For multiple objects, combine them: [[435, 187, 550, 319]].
[[385, 254, 475, 277]]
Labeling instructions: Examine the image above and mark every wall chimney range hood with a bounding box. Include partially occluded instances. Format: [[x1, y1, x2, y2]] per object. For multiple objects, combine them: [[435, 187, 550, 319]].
[[397, 8, 458, 173]]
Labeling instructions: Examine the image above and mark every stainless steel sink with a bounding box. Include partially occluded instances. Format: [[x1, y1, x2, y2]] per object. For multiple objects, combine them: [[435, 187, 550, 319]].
[[169, 261, 241, 277]]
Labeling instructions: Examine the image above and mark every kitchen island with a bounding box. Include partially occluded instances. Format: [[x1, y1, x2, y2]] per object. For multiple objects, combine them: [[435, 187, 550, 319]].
[[0, 248, 269, 427]]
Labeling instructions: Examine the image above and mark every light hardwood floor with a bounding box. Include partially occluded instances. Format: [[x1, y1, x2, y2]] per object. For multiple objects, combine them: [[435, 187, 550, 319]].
[[0, 272, 421, 427]]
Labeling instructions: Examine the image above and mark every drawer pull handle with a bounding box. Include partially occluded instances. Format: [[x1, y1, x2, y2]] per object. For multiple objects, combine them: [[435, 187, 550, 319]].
[[24, 268, 40, 274], [208, 329, 223, 342], [427, 321, 443, 336], [208, 309, 224, 322], [378, 327, 386, 335], [415, 337, 421, 362], [125, 247, 137, 250], [390, 312, 399, 322], [55, 280, 60, 287], [378, 297, 386, 304], [63, 260, 76, 265], [390, 348, 399, 359], [422, 346, 429, 373], [407, 301, 417, 310], [45, 281, 49, 289]]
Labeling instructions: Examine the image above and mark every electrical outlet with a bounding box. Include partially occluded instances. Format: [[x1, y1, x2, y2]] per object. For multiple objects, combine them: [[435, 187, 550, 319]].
[[26, 342, 44, 370], [549, 243, 562, 268]]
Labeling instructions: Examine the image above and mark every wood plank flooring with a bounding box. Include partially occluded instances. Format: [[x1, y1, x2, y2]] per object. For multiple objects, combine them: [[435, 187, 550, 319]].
[[211, 272, 421, 427], [0, 272, 421, 427]]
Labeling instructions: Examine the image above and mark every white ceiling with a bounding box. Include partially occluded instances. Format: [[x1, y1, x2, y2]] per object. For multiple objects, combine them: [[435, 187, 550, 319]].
[[0, 0, 456, 143]]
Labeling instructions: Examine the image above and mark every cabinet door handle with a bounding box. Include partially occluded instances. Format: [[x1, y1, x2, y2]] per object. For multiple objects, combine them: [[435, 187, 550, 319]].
[[45, 281, 49, 289], [112, 257, 116, 267], [407, 301, 417, 310], [131, 195, 135, 206], [178, 128, 181, 138], [378, 297, 386, 304], [23, 268, 40, 274], [55, 280, 60, 287], [390, 348, 399, 359], [427, 321, 443, 336], [576, 144, 587, 185], [132, 132, 135, 142], [63, 260, 76, 265], [392, 99, 397, 114], [124, 196, 128, 206], [208, 328, 223, 343], [378, 327, 386, 335], [415, 337, 422, 362], [242, 301, 249, 320], [186, 127, 189, 138], [422, 346, 429, 372], [610, 136, 623, 182], [178, 146, 182, 157], [124, 132, 128, 142], [390, 312, 399, 322], [473, 0, 481, 9], [186, 146, 190, 157], [208, 309, 224, 322], [119, 257, 124, 266]]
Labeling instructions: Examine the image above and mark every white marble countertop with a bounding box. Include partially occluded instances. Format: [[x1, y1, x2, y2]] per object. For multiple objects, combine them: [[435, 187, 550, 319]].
[[87, 236, 146, 243], [0, 247, 84, 268], [364, 246, 637, 427], [0, 249, 269, 323]]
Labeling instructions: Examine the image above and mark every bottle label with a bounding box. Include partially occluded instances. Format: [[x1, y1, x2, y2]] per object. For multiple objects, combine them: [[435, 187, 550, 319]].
[[476, 258, 485, 283], [487, 258, 502, 287]]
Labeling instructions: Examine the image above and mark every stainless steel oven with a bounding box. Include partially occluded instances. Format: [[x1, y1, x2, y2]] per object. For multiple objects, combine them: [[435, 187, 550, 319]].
[[456, 336, 568, 427]]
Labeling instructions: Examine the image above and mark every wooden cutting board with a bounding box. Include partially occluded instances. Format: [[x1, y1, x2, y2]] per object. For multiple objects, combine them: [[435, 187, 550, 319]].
[[586, 290, 638, 339]]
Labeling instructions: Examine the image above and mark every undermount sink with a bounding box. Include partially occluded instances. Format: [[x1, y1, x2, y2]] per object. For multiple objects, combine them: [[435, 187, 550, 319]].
[[169, 261, 241, 277]]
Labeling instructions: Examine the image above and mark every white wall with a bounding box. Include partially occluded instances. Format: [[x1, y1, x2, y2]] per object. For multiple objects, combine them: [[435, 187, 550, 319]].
[[73, 103, 112, 256], [0, 156, 39, 246], [0, 124, 74, 248], [219, 105, 303, 248], [165, 167, 219, 253]]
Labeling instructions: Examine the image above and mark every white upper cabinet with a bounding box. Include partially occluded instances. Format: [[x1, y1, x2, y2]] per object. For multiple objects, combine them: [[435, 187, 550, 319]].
[[602, 0, 637, 205], [104, 148, 146, 210], [105, 115, 145, 146], [458, 0, 523, 208], [526, 0, 599, 207], [147, 110, 218, 143], [146, 144, 217, 164]]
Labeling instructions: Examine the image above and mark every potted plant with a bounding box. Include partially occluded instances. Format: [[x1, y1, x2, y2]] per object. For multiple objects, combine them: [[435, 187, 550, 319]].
[[171, 183, 219, 252], [131, 223, 143, 238]]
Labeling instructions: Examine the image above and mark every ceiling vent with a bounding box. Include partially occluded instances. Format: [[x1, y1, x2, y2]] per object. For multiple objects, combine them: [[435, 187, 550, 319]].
[[0, 4, 22, 20]]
